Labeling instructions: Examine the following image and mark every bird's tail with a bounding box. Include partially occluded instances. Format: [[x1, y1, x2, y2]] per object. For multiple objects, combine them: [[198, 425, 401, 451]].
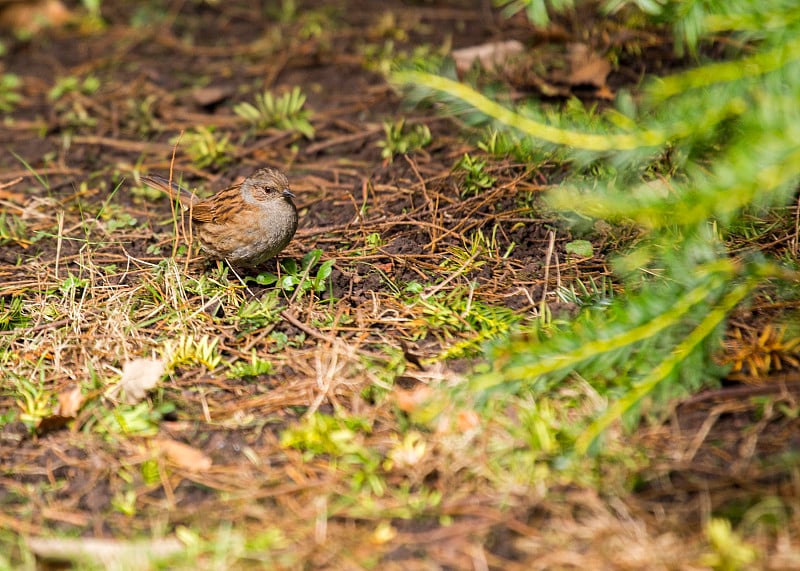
[[140, 175, 198, 208]]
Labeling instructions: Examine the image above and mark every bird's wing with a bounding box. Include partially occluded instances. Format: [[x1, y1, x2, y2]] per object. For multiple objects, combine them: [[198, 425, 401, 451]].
[[187, 183, 243, 224], [185, 201, 219, 223]]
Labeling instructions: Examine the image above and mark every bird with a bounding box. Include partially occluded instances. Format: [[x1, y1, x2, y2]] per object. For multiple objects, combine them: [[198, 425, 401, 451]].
[[141, 168, 298, 268]]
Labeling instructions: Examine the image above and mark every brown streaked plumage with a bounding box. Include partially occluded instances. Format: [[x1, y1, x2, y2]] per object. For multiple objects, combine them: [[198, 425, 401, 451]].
[[142, 168, 298, 268]]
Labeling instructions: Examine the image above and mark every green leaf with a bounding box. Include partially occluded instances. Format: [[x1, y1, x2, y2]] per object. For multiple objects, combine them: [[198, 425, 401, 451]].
[[255, 272, 279, 286], [316, 260, 334, 281], [565, 240, 594, 258]]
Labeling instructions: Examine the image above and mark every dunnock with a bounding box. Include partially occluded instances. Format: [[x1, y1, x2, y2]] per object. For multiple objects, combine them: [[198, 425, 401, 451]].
[[142, 168, 298, 267]]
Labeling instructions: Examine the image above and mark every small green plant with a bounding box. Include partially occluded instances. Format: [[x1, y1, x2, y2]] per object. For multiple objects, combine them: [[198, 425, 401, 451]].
[[361, 40, 399, 76], [234, 86, 315, 139], [177, 126, 234, 170], [373, 11, 409, 41], [383, 431, 427, 471], [0, 210, 29, 246], [361, 39, 442, 76], [253, 249, 334, 297], [98, 402, 162, 438], [406, 285, 523, 358], [298, 7, 335, 41], [227, 351, 274, 379], [564, 239, 594, 258], [455, 153, 497, 196], [47, 76, 102, 134], [58, 102, 98, 130], [80, 0, 106, 30], [233, 292, 282, 331], [140, 458, 160, 485], [268, 330, 305, 352], [0, 407, 18, 428], [59, 273, 89, 297], [124, 94, 162, 137], [555, 275, 614, 308], [111, 489, 137, 516], [377, 118, 432, 161], [442, 230, 492, 272], [700, 518, 757, 571], [99, 202, 139, 231], [364, 232, 384, 254], [0, 73, 22, 112], [444, 227, 513, 271], [244, 527, 290, 554], [494, 0, 574, 26], [48, 75, 101, 101], [0, 296, 29, 331], [281, 412, 384, 495], [15, 379, 53, 429], [479, 396, 576, 492], [478, 127, 541, 163], [267, 0, 298, 23], [162, 335, 223, 372]]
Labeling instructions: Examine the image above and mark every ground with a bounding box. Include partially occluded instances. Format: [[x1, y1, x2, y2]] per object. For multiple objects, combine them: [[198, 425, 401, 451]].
[[1, 1, 799, 569]]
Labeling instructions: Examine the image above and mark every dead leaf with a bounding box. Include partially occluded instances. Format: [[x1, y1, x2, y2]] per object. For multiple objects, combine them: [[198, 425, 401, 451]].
[[56, 385, 84, 417], [452, 40, 525, 75], [0, 0, 71, 33], [154, 438, 212, 471], [192, 86, 233, 108], [27, 536, 183, 569], [456, 409, 480, 432], [564, 43, 611, 88], [112, 358, 165, 404], [395, 385, 433, 413]]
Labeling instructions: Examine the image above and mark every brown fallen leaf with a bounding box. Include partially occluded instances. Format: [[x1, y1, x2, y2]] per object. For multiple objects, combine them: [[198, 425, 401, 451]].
[[563, 42, 611, 88], [192, 85, 233, 108], [32, 385, 84, 436], [395, 385, 433, 413], [109, 357, 165, 404], [27, 536, 183, 569], [456, 409, 480, 432], [0, 0, 71, 33], [452, 40, 525, 75], [153, 438, 213, 471], [56, 385, 84, 417]]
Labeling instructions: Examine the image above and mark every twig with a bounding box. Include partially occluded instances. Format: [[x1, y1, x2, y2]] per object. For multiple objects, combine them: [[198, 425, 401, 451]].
[[280, 309, 329, 342], [0, 319, 71, 336]]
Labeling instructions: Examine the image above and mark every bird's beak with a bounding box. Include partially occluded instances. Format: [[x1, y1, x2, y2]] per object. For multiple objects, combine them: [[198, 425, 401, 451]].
[[283, 189, 295, 199]]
